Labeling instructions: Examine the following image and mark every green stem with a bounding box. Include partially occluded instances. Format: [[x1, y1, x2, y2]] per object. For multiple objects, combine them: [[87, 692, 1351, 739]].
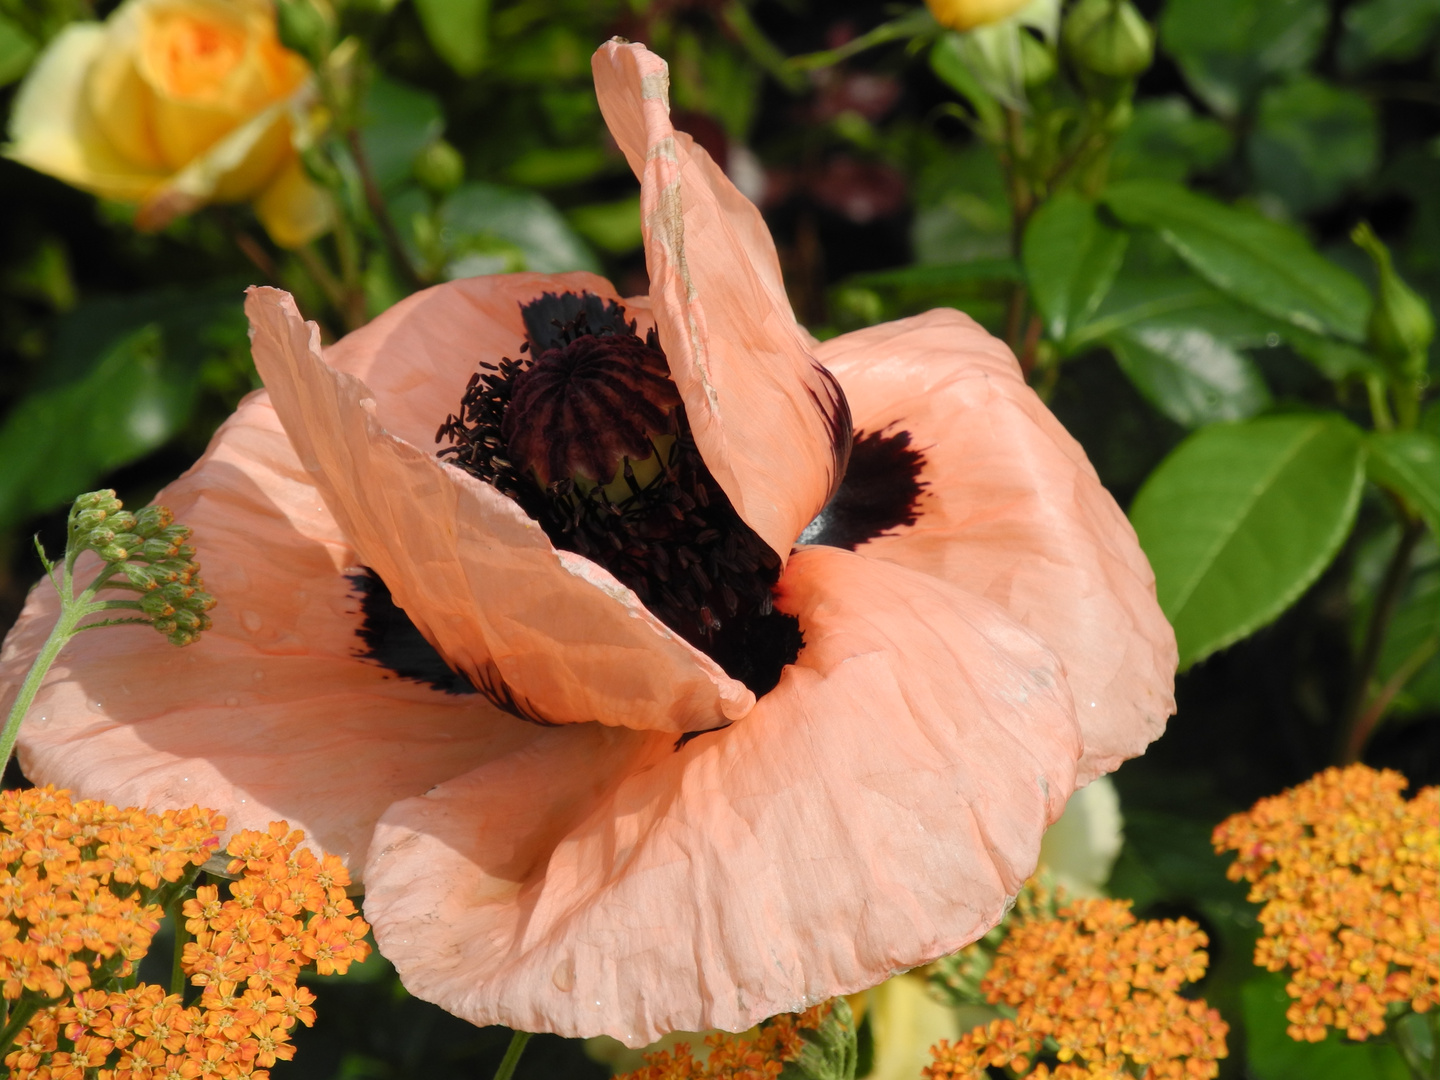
[[492, 1030, 532, 1080], [1338, 517, 1425, 764], [169, 894, 191, 998], [0, 581, 82, 779], [0, 994, 42, 1059], [786, 8, 936, 72], [344, 128, 425, 293]]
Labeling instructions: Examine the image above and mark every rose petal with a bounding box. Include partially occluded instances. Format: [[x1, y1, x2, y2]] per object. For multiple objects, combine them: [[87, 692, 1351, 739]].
[[4, 24, 163, 202], [814, 309, 1176, 782], [363, 545, 1078, 1045], [246, 285, 754, 732], [593, 41, 850, 561], [0, 393, 538, 871]]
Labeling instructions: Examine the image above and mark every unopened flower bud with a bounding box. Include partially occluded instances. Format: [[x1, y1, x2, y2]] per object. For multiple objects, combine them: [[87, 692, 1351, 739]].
[[926, 0, 1031, 32], [108, 511, 138, 534], [275, 0, 334, 67], [1352, 222, 1435, 381], [119, 563, 159, 590], [1063, 0, 1154, 81], [141, 592, 177, 618], [413, 139, 465, 197], [133, 506, 175, 539], [139, 538, 182, 562]]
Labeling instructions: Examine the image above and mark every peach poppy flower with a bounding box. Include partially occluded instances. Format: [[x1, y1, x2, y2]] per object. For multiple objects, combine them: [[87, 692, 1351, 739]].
[[0, 41, 1175, 1046]]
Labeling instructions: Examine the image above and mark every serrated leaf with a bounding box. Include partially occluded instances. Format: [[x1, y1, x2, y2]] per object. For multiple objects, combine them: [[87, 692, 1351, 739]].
[[1106, 324, 1272, 428], [413, 0, 489, 76], [1023, 193, 1128, 345], [1367, 430, 1440, 537], [1130, 414, 1366, 668], [1103, 179, 1372, 343], [781, 998, 858, 1080]]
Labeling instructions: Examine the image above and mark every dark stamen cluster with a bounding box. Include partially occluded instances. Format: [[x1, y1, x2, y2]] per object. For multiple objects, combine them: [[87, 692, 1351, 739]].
[[436, 292, 802, 697]]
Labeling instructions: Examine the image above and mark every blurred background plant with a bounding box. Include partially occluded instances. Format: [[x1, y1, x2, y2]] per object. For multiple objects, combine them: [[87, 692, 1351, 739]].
[[0, 0, 1435, 1076]]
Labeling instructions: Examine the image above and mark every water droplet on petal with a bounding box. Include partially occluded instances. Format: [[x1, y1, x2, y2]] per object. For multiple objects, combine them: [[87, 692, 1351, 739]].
[[240, 611, 263, 633], [552, 959, 575, 991]]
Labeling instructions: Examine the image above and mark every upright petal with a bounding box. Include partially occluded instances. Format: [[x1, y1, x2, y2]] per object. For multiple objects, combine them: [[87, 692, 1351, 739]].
[[245, 286, 754, 732], [0, 392, 540, 870], [813, 309, 1176, 782], [364, 546, 1079, 1045], [592, 40, 850, 561]]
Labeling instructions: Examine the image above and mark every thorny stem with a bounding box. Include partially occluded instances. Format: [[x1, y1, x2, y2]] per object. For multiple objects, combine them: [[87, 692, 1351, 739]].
[[1338, 516, 1426, 764], [491, 1030, 533, 1080]]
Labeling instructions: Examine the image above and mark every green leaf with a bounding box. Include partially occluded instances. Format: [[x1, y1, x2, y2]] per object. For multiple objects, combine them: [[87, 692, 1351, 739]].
[[1110, 96, 1233, 184], [566, 196, 642, 254], [0, 12, 36, 88], [1367, 430, 1440, 537], [0, 326, 188, 532], [1338, 0, 1440, 72], [1158, 0, 1328, 117], [1130, 414, 1366, 668], [441, 181, 599, 275], [1249, 77, 1379, 214], [1242, 973, 1411, 1080], [413, 0, 489, 76], [848, 258, 1022, 290], [1286, 329, 1386, 381], [1106, 324, 1272, 428], [780, 999, 858, 1080], [1023, 193, 1128, 345], [929, 33, 1005, 134], [1103, 179, 1372, 343], [360, 76, 444, 193], [505, 145, 613, 188]]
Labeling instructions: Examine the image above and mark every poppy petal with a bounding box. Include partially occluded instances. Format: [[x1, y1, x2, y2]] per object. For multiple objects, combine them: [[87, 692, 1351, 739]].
[[592, 41, 850, 561], [813, 309, 1176, 783], [1, 393, 541, 869], [245, 285, 755, 732], [363, 545, 1079, 1045]]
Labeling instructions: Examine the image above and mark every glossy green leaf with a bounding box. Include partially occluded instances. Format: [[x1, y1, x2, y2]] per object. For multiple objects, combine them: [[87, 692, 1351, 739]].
[[1106, 325, 1272, 428], [1367, 430, 1440, 537], [1103, 180, 1372, 342], [1159, 0, 1327, 116], [360, 76, 444, 192], [1023, 194, 1128, 344], [1338, 0, 1440, 72], [0, 13, 35, 87], [1243, 973, 1410, 1080], [441, 181, 599, 275], [1250, 77, 1379, 214], [1130, 414, 1366, 668], [0, 326, 188, 532], [1110, 96, 1233, 184], [414, 0, 489, 76], [1286, 329, 1386, 381]]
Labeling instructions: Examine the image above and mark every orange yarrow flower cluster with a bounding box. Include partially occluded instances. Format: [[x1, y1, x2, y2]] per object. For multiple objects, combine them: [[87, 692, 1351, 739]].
[[1213, 764, 1440, 1042], [0, 785, 221, 1003], [617, 1003, 831, 1080], [925, 896, 1228, 1080], [3, 799, 370, 1080]]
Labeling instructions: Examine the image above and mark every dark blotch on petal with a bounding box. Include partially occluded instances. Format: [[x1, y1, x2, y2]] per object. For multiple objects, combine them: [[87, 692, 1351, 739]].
[[800, 428, 927, 550], [350, 569, 477, 695]]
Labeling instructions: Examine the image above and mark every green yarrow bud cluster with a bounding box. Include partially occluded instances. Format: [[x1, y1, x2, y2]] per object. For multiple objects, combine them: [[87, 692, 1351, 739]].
[[65, 490, 216, 647]]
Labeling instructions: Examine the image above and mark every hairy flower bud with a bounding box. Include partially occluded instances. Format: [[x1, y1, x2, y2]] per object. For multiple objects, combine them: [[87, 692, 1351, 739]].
[[1063, 0, 1154, 81]]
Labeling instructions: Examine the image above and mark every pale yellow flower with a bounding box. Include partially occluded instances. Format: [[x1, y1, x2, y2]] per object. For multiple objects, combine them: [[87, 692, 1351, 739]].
[[5, 0, 330, 247]]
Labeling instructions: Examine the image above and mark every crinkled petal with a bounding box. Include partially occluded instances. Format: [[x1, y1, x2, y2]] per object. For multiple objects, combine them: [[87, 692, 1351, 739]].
[[593, 40, 850, 561], [363, 545, 1079, 1045], [0, 392, 539, 870], [245, 285, 754, 732], [813, 309, 1176, 782]]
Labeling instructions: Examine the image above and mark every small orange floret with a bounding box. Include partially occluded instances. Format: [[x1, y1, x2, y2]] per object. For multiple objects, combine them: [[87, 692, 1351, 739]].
[[616, 1002, 832, 1080], [1, 791, 366, 1080], [924, 894, 1228, 1080], [1213, 764, 1439, 1042]]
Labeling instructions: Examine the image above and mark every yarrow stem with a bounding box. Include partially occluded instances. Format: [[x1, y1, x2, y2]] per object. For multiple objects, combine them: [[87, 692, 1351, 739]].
[[0, 490, 215, 779], [492, 1029, 533, 1080]]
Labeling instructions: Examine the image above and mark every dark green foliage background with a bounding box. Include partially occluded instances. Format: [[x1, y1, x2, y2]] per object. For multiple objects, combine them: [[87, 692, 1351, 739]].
[[1, 0, 1437, 1076]]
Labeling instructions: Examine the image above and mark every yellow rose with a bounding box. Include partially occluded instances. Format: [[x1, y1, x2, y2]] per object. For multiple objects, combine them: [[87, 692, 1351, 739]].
[[927, 0, 1034, 32], [5, 0, 330, 248]]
